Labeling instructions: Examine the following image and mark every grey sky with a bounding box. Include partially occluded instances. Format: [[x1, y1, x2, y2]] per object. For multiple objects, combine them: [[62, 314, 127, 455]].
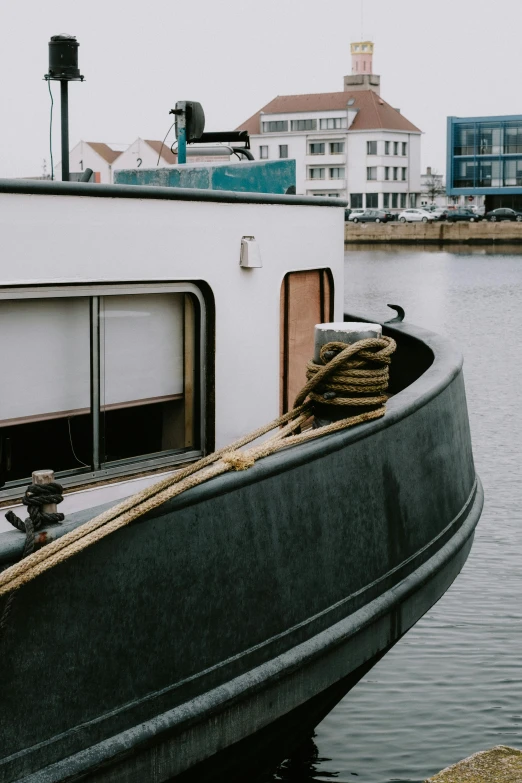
[[0, 0, 520, 179]]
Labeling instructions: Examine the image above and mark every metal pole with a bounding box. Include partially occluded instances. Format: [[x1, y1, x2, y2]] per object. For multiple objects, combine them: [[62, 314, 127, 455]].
[[177, 126, 187, 165], [90, 296, 101, 470], [60, 80, 69, 181]]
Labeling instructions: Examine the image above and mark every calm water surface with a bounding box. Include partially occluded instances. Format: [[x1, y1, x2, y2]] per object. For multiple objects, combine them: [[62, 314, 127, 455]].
[[268, 247, 522, 782]]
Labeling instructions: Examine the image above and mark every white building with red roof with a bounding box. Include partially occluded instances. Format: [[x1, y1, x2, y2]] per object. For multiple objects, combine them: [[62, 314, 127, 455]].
[[59, 141, 126, 183], [237, 42, 422, 210]]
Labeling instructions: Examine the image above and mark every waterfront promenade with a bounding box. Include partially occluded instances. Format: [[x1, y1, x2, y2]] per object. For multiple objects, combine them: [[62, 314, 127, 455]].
[[345, 221, 522, 244]]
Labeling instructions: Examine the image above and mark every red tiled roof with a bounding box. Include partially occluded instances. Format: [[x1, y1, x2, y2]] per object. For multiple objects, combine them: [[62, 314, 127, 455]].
[[237, 90, 421, 135], [144, 140, 177, 164], [86, 142, 123, 164]]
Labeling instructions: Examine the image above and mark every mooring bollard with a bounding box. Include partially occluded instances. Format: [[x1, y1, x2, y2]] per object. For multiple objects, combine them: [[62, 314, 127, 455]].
[[32, 470, 57, 515], [313, 322, 383, 427]]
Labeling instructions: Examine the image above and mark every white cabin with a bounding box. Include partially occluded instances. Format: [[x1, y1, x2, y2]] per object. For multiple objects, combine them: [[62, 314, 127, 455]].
[[0, 182, 344, 527]]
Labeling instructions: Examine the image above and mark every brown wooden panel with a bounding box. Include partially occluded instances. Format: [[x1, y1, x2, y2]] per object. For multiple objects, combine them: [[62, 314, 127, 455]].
[[280, 269, 334, 414]]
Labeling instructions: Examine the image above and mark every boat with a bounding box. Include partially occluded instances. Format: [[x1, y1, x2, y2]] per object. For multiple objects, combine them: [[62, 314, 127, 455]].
[[0, 164, 482, 782]]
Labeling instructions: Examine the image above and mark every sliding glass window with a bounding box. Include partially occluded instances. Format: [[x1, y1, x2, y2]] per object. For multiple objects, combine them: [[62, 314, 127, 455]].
[[0, 284, 205, 494]]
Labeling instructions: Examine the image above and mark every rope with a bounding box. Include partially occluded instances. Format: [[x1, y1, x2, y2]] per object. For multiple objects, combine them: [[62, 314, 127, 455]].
[[0, 483, 64, 641], [0, 337, 395, 600]]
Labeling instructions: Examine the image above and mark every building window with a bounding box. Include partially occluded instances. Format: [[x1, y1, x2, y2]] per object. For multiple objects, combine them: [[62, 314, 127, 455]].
[[478, 159, 501, 187], [384, 167, 390, 181], [262, 120, 288, 133], [478, 125, 502, 155], [392, 193, 398, 208], [385, 141, 390, 155], [329, 167, 345, 179], [291, 119, 317, 131], [409, 193, 416, 208], [367, 167, 377, 180], [454, 160, 476, 188], [402, 142, 407, 156], [504, 158, 522, 186], [454, 124, 476, 156], [0, 287, 204, 492], [319, 118, 344, 130], [402, 167, 407, 181], [367, 141, 377, 155], [259, 146, 268, 159], [350, 193, 363, 208], [505, 123, 522, 154], [279, 145, 289, 159], [400, 193, 406, 208], [392, 167, 398, 181], [366, 193, 378, 208], [383, 193, 390, 208], [393, 142, 399, 155], [309, 143, 325, 155], [308, 167, 325, 179], [329, 142, 345, 154]]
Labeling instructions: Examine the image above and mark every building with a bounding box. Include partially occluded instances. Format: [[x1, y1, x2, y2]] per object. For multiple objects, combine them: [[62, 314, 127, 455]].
[[112, 138, 178, 176], [58, 141, 126, 183], [237, 42, 422, 210], [447, 115, 522, 211], [58, 139, 234, 182]]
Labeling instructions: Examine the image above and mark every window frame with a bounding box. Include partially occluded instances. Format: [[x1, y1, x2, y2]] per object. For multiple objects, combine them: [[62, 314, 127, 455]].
[[291, 119, 317, 132], [0, 282, 207, 500], [259, 145, 269, 159], [279, 144, 289, 159], [309, 143, 325, 155], [366, 167, 377, 181], [367, 140, 377, 155], [308, 167, 326, 179], [329, 167, 345, 179], [262, 120, 288, 133]]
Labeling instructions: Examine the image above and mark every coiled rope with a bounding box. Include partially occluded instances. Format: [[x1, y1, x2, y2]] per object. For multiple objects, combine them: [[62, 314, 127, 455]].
[[0, 336, 395, 600]]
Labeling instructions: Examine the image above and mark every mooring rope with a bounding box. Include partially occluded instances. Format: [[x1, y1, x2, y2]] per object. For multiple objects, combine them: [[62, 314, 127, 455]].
[[0, 336, 395, 600]]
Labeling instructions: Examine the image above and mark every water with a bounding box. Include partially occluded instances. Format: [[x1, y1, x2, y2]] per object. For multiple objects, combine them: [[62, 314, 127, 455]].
[[269, 246, 522, 782]]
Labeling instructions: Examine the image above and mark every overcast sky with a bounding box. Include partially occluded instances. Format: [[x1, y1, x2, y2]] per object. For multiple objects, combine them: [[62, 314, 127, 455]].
[[1, 0, 520, 179]]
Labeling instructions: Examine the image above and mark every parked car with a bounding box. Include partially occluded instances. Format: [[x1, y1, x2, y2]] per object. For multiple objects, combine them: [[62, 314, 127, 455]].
[[344, 208, 352, 220], [398, 209, 437, 223], [430, 208, 449, 221], [485, 208, 522, 222], [445, 209, 483, 222], [347, 209, 365, 221], [381, 209, 396, 221], [350, 209, 390, 224]]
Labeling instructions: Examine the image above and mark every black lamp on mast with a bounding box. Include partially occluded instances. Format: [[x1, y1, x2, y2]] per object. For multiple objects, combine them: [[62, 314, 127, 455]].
[[44, 34, 84, 182]]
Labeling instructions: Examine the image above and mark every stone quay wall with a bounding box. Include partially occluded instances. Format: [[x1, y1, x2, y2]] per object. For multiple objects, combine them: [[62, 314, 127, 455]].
[[345, 221, 522, 244]]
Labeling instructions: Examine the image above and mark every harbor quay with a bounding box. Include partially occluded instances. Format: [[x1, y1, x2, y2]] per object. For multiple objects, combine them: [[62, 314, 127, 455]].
[[425, 745, 522, 782], [345, 220, 522, 244]]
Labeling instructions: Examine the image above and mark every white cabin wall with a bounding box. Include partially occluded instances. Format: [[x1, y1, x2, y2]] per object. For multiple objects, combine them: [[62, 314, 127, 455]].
[[0, 194, 344, 450]]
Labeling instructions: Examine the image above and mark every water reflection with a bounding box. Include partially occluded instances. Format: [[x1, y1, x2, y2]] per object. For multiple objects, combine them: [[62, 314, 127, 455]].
[[261, 736, 340, 782], [346, 242, 522, 256]]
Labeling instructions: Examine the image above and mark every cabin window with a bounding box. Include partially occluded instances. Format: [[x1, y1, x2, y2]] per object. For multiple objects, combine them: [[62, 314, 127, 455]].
[[0, 284, 205, 494], [280, 269, 334, 415]]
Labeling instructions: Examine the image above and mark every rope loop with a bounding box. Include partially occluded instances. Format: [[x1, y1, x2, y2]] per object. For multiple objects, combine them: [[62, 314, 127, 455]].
[[5, 482, 65, 535], [294, 336, 396, 410]]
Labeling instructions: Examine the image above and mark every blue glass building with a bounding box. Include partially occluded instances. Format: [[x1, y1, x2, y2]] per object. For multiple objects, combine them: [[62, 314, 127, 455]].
[[447, 115, 522, 210]]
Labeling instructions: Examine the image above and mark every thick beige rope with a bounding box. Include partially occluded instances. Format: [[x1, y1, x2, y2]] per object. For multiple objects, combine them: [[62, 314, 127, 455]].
[[0, 336, 396, 598]]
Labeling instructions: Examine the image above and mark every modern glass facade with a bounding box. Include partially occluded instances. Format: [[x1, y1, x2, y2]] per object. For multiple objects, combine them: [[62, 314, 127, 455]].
[[448, 115, 522, 193]]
